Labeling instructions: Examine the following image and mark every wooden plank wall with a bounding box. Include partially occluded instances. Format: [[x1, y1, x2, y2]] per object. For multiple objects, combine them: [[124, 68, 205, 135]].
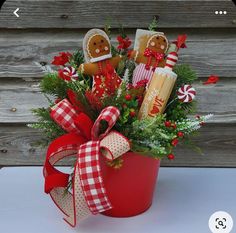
[[0, 0, 236, 167]]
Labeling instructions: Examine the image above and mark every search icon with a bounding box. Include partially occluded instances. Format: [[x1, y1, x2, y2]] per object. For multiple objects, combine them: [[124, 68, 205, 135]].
[[209, 211, 233, 233], [218, 220, 224, 227]]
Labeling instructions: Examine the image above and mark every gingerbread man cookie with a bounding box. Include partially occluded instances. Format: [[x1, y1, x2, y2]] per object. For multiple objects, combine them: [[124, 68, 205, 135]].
[[129, 29, 169, 86], [79, 29, 122, 98]]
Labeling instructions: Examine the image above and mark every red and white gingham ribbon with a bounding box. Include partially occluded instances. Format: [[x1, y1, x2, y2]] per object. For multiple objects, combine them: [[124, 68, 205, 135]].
[[44, 99, 130, 227], [77, 106, 129, 214], [50, 99, 81, 134]]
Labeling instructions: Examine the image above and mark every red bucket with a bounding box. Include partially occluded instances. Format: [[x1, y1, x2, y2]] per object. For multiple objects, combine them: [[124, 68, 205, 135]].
[[100, 152, 160, 217]]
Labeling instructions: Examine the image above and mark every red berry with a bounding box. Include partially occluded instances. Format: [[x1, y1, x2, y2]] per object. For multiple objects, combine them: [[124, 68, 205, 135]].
[[129, 109, 136, 117], [55, 98, 61, 104], [171, 138, 179, 146], [177, 132, 184, 138], [127, 84, 133, 90], [122, 103, 127, 108], [172, 123, 177, 129], [168, 154, 175, 160], [165, 121, 172, 127], [125, 94, 132, 101]]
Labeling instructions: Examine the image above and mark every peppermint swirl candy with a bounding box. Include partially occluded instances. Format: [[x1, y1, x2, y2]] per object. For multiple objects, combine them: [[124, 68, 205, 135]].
[[177, 85, 196, 103], [62, 67, 78, 80]]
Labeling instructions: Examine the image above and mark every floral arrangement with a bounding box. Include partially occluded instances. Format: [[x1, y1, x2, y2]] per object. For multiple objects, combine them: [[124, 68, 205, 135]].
[[29, 22, 213, 227]]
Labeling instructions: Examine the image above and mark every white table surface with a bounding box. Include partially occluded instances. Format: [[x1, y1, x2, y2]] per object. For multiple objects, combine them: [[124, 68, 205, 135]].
[[0, 167, 235, 233]]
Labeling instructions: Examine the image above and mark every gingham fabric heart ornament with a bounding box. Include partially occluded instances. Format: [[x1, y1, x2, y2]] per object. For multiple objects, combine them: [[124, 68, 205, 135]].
[[177, 85, 196, 103], [44, 99, 130, 227]]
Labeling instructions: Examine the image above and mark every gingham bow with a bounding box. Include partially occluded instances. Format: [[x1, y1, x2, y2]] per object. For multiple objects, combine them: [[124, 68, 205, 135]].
[[144, 48, 164, 70], [43, 99, 130, 227]]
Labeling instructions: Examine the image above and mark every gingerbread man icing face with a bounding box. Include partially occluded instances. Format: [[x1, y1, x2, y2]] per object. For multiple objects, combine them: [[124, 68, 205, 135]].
[[147, 34, 168, 53], [87, 34, 110, 59]]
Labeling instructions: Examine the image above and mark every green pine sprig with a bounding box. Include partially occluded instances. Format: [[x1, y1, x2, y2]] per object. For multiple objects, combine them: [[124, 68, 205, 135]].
[[148, 16, 159, 31], [40, 72, 68, 99]]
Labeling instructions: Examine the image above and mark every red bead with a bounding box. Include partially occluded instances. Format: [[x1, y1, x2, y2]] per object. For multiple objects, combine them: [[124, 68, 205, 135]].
[[129, 109, 136, 117], [168, 154, 175, 160], [177, 132, 184, 138], [165, 121, 172, 127], [125, 94, 132, 101], [171, 138, 179, 146]]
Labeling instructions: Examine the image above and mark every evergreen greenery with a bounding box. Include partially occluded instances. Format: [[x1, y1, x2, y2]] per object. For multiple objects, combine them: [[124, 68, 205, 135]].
[[40, 72, 68, 99], [29, 26, 212, 159], [148, 16, 159, 31]]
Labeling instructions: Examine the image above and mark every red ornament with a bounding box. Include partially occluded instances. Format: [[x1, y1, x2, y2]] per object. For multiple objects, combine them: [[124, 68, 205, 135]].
[[203, 75, 219, 85], [165, 121, 172, 127], [171, 138, 179, 146], [177, 132, 184, 138], [167, 154, 175, 160], [125, 94, 132, 101], [129, 109, 136, 117], [51, 52, 72, 66], [117, 36, 132, 50]]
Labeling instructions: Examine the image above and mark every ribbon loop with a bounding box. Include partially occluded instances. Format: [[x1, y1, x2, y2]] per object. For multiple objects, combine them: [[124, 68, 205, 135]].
[[50, 99, 81, 134], [50, 99, 94, 139], [91, 106, 120, 140], [100, 131, 130, 160]]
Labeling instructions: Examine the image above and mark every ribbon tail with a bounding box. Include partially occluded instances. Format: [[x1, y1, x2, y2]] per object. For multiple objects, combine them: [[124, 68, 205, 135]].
[[43, 133, 88, 227], [78, 141, 113, 214], [63, 161, 91, 227]]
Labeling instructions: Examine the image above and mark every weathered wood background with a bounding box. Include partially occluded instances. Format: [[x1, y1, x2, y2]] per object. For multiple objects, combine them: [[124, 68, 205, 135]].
[[0, 0, 236, 167]]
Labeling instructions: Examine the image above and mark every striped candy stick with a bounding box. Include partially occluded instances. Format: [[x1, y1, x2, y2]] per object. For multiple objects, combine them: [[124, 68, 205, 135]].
[[164, 52, 178, 71], [165, 34, 187, 71]]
